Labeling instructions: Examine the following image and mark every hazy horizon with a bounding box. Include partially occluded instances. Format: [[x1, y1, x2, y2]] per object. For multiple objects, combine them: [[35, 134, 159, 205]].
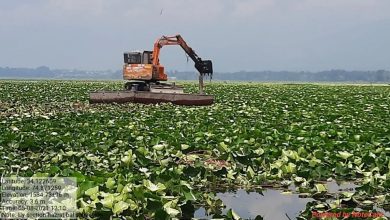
[[1, 65, 390, 74], [1, 0, 389, 72]]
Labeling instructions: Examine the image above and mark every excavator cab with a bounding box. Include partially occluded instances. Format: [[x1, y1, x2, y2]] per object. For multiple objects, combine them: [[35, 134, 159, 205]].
[[124, 51, 152, 64], [123, 50, 167, 82]]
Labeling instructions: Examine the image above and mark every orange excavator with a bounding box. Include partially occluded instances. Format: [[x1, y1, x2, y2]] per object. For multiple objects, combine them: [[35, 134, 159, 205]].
[[89, 34, 214, 106]]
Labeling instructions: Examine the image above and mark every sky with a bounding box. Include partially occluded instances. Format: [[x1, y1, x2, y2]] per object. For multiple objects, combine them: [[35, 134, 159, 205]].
[[0, 0, 389, 72]]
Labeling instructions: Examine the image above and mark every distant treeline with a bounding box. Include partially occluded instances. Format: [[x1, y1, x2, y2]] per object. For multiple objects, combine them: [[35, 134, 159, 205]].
[[1, 66, 390, 82], [171, 70, 390, 82], [0, 66, 119, 80]]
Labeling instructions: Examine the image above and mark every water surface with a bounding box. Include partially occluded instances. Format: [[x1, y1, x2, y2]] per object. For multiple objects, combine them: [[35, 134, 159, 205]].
[[194, 181, 390, 219], [195, 188, 313, 219]]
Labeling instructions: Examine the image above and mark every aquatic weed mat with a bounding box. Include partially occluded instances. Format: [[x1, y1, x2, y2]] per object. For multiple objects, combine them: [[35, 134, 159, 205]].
[[1, 80, 389, 219]]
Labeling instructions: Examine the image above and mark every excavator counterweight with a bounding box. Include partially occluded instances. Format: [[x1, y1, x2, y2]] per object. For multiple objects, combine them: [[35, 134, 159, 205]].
[[89, 34, 214, 106]]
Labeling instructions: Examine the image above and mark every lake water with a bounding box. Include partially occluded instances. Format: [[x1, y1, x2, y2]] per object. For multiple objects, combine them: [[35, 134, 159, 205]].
[[194, 181, 390, 219], [195, 189, 312, 219]]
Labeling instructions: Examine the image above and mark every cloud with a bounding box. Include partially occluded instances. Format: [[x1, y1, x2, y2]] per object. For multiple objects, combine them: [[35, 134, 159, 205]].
[[2, 0, 390, 27], [231, 0, 275, 17], [1, 0, 390, 71]]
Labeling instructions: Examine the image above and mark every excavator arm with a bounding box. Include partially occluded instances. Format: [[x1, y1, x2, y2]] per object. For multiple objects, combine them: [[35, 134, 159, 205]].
[[152, 35, 213, 77]]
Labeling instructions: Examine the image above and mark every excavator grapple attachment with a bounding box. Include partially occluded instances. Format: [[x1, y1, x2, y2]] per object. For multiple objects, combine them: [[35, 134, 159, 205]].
[[89, 91, 214, 106], [195, 60, 213, 76]]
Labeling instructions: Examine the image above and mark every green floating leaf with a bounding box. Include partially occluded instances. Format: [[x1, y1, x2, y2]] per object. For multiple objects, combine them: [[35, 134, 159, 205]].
[[247, 166, 255, 179], [113, 201, 129, 215], [163, 200, 181, 217], [337, 151, 353, 160], [85, 186, 99, 196], [361, 200, 374, 205], [254, 148, 264, 156], [314, 184, 327, 193], [181, 144, 190, 150], [10, 126, 19, 131], [184, 191, 196, 201], [105, 177, 115, 189], [226, 208, 241, 220], [354, 134, 361, 141], [85, 186, 99, 199], [282, 162, 297, 174], [254, 215, 264, 220], [121, 150, 133, 165], [165, 207, 180, 217], [126, 199, 138, 211], [101, 194, 114, 208], [219, 142, 229, 152], [153, 144, 165, 151], [282, 149, 300, 161], [144, 180, 166, 192]]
